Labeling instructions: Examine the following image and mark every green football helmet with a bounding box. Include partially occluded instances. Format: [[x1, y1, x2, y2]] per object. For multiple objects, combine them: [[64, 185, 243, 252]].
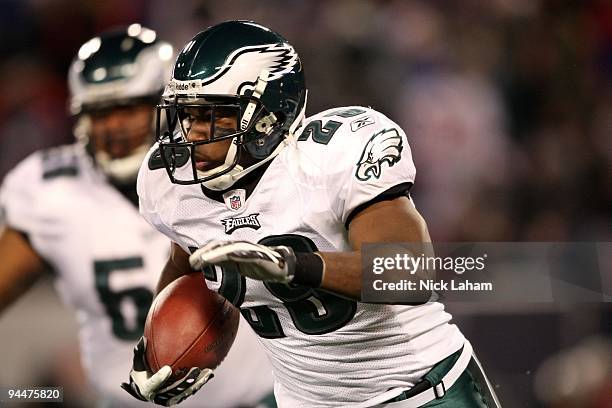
[[157, 20, 307, 190], [68, 25, 174, 182]]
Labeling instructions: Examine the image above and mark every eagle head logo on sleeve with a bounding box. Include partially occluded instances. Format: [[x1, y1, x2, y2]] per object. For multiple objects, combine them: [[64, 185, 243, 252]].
[[355, 129, 403, 181]]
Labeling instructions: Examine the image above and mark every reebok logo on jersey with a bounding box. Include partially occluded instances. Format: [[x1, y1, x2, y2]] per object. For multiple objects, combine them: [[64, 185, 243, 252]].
[[350, 115, 375, 132], [221, 213, 261, 234], [355, 129, 403, 181]]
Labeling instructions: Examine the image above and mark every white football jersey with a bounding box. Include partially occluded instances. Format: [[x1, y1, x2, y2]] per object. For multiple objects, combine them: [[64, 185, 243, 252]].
[[0, 144, 273, 408], [138, 107, 466, 407]]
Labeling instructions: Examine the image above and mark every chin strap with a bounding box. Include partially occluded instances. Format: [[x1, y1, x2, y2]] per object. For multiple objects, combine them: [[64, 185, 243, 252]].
[[240, 70, 269, 131], [202, 70, 269, 191], [74, 116, 91, 145], [198, 83, 308, 191], [201, 134, 287, 191], [73, 115, 150, 183], [202, 92, 308, 191], [96, 144, 149, 183]]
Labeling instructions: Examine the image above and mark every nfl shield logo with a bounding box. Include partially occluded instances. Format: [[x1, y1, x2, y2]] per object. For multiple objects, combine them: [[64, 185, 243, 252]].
[[229, 195, 241, 210], [223, 189, 246, 212]]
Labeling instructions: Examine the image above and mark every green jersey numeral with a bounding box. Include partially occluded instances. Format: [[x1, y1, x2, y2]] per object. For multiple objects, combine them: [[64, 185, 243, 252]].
[[94, 258, 154, 341], [297, 108, 367, 145], [202, 235, 357, 337]]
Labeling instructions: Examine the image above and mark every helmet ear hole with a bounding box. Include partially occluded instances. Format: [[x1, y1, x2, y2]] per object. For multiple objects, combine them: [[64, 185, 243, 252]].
[[244, 109, 288, 160], [254, 112, 278, 135]]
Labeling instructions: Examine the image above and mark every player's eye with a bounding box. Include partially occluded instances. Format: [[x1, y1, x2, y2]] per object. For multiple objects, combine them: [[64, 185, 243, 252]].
[[179, 110, 205, 134], [185, 113, 197, 124], [180, 113, 193, 133], [214, 126, 236, 138]]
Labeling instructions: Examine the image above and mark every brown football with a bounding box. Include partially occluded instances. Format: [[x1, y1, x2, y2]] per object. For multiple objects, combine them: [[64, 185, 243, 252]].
[[144, 273, 240, 381]]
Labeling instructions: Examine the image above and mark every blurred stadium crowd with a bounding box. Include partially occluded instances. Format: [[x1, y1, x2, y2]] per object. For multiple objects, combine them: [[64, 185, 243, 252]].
[[1, 0, 610, 241], [0, 1, 610, 407]]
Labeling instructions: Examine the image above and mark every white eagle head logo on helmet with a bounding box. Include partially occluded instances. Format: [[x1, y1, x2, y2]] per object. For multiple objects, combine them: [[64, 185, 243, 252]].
[[165, 43, 300, 97], [355, 129, 403, 181], [156, 21, 307, 191]]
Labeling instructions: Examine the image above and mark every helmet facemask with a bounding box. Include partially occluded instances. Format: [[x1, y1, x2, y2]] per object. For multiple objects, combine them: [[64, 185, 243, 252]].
[[157, 78, 291, 191]]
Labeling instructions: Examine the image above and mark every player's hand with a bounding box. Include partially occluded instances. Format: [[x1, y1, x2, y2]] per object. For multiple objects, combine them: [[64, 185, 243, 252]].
[[121, 337, 213, 406], [189, 240, 296, 283]]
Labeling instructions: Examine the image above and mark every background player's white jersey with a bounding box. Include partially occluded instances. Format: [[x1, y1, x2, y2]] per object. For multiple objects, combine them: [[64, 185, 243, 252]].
[[0, 144, 273, 408], [138, 107, 466, 407]]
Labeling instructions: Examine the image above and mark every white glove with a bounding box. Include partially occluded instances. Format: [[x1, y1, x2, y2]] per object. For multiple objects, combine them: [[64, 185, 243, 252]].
[[189, 240, 296, 283], [121, 337, 214, 406]]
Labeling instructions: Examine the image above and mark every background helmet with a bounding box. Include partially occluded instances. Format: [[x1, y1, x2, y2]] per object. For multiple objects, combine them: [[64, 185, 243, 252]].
[[68, 24, 174, 182], [158, 20, 307, 190]]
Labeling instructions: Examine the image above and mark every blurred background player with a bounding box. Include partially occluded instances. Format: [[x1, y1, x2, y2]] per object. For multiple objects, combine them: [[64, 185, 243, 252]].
[[0, 26, 274, 407]]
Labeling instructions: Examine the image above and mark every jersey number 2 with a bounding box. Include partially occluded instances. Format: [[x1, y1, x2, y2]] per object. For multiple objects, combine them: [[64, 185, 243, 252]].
[[297, 108, 366, 145]]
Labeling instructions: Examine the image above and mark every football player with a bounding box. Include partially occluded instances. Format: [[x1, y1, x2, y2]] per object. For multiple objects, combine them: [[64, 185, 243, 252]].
[[0, 25, 274, 408], [126, 21, 502, 407]]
